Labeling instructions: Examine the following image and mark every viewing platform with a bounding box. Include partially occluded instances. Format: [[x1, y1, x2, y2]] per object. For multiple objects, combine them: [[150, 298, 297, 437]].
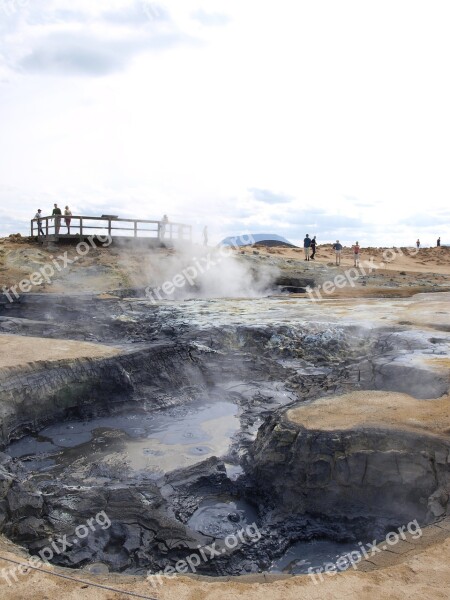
[[30, 215, 192, 245]]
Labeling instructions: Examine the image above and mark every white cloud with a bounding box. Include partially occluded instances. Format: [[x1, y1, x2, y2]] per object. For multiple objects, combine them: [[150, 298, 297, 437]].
[[0, 0, 450, 246], [191, 9, 231, 27]]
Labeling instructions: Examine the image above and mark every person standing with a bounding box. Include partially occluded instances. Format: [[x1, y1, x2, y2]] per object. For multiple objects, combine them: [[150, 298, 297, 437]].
[[352, 241, 360, 267], [34, 209, 44, 236], [310, 236, 317, 260], [416, 239, 420, 249], [437, 237, 441, 247], [203, 226, 208, 246], [52, 203, 62, 234], [332, 240, 342, 265], [64, 206, 72, 234], [160, 214, 169, 239], [303, 234, 311, 261]]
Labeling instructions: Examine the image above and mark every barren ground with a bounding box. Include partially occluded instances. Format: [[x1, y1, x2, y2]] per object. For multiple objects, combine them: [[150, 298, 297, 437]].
[[1, 236, 450, 598], [1, 529, 450, 599], [287, 391, 450, 436], [1, 236, 450, 298], [0, 334, 119, 369]]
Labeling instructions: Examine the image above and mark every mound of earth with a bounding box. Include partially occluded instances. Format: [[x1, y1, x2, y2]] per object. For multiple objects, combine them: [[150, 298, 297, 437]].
[[0, 334, 119, 369], [253, 240, 298, 249], [248, 391, 450, 526], [287, 390, 450, 435], [221, 234, 293, 246]]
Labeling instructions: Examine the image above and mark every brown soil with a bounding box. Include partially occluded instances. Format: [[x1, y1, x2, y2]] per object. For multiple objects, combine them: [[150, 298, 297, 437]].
[[0, 334, 119, 369], [1, 239, 450, 598], [287, 391, 450, 436], [241, 243, 450, 275]]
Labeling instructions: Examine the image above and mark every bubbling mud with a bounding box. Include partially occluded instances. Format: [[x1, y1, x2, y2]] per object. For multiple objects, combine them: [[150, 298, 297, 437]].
[[1, 292, 449, 576]]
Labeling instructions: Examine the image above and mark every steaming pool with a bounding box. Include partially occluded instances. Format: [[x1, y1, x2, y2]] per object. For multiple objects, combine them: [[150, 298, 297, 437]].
[[4, 396, 362, 575], [3, 292, 444, 578], [6, 399, 241, 478]]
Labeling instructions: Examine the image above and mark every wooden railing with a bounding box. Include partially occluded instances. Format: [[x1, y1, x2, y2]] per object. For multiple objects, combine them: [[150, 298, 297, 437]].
[[31, 215, 192, 241]]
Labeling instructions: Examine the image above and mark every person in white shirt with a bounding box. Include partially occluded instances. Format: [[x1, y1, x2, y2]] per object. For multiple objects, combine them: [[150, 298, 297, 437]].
[[160, 215, 169, 239], [35, 209, 44, 236], [64, 206, 72, 234]]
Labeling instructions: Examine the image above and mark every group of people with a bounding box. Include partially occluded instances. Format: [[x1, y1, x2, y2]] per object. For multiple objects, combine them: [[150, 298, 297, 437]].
[[304, 234, 443, 267], [34, 204, 72, 236], [34, 209, 208, 245], [303, 235, 360, 267], [302, 234, 317, 261], [417, 238, 442, 248]]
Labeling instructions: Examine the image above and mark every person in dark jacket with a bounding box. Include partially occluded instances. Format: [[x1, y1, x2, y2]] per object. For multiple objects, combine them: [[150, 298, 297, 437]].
[[332, 240, 343, 265], [304, 234, 311, 261], [310, 236, 317, 260], [52, 203, 62, 234]]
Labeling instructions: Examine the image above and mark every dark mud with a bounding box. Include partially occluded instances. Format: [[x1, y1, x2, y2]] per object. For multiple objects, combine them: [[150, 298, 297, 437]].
[[1, 292, 449, 576]]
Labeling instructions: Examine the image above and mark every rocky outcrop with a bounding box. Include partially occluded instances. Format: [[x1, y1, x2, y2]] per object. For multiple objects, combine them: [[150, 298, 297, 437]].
[[274, 275, 315, 293], [0, 450, 214, 573], [246, 395, 450, 526], [0, 357, 132, 447], [0, 343, 208, 448]]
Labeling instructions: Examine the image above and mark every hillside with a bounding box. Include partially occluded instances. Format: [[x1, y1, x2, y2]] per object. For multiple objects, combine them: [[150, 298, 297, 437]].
[[220, 233, 294, 246]]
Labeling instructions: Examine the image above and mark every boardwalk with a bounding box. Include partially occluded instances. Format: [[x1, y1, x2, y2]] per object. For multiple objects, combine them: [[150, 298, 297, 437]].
[[31, 215, 192, 242]]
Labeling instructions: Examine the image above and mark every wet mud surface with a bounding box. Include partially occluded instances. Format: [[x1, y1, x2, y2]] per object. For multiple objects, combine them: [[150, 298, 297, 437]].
[[1, 291, 450, 576]]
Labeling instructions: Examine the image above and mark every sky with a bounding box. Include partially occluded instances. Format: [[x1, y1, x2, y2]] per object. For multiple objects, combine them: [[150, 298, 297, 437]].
[[1, 0, 450, 246]]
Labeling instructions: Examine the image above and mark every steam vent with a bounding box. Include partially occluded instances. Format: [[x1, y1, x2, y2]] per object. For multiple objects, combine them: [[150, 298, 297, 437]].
[[1, 239, 450, 599]]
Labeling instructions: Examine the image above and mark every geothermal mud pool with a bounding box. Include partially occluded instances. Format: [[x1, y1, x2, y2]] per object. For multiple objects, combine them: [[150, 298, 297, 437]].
[[7, 401, 241, 477], [0, 292, 450, 579]]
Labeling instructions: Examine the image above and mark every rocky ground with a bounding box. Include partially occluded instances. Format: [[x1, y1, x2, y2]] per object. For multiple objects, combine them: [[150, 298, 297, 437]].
[[0, 236, 450, 598], [1, 235, 450, 299]]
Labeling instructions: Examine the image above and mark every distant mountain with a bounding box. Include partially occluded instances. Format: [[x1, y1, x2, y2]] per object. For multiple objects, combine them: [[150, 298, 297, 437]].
[[220, 233, 295, 247]]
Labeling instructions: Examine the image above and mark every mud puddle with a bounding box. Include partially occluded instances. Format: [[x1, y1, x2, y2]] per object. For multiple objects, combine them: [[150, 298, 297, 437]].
[[270, 539, 361, 575], [6, 399, 240, 478], [188, 499, 259, 537]]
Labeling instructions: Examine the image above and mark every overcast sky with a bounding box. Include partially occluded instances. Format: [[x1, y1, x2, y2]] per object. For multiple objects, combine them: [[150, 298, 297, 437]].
[[1, 0, 449, 246]]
